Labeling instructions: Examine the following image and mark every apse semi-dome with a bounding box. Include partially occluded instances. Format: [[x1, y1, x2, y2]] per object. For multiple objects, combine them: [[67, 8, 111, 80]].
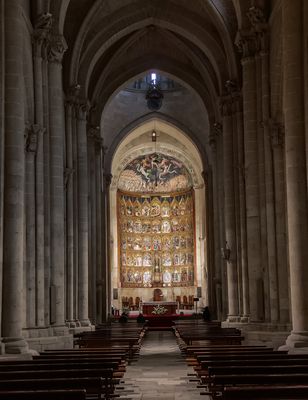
[[118, 153, 193, 193]]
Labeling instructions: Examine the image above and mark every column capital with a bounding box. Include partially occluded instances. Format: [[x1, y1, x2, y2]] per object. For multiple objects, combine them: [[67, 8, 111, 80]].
[[247, 6, 269, 54], [235, 30, 259, 62], [247, 6, 267, 32], [66, 84, 81, 105], [76, 102, 88, 121], [66, 86, 88, 119], [24, 123, 45, 153], [87, 126, 104, 151], [47, 33, 67, 64], [32, 13, 53, 57]]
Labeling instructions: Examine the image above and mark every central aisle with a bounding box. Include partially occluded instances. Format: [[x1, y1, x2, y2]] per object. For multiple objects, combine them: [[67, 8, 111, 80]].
[[118, 331, 210, 400]]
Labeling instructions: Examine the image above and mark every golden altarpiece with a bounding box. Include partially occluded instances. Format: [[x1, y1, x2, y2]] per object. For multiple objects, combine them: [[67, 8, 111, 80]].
[[117, 153, 195, 291]]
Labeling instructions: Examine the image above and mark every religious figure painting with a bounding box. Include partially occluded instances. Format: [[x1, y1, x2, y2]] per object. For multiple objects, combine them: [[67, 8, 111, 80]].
[[118, 153, 192, 193]]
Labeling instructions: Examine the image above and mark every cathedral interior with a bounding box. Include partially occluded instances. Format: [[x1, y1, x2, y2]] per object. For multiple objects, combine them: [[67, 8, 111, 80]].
[[0, 0, 308, 360]]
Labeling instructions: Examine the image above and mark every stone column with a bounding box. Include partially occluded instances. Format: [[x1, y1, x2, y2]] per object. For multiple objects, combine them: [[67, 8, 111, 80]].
[[42, 37, 51, 327], [96, 137, 105, 323], [221, 96, 239, 322], [236, 31, 262, 321], [25, 125, 44, 328], [216, 129, 228, 318], [235, 99, 250, 322], [87, 126, 100, 323], [0, 0, 4, 339], [76, 103, 90, 326], [2, 0, 29, 353], [47, 33, 67, 328], [226, 81, 243, 318], [64, 92, 75, 327], [103, 173, 112, 321], [282, 0, 308, 349], [32, 13, 51, 328], [209, 123, 222, 319], [25, 124, 37, 328], [269, 121, 289, 323]]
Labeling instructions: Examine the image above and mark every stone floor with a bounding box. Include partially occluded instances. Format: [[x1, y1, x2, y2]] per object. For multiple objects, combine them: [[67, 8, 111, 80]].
[[117, 331, 209, 399]]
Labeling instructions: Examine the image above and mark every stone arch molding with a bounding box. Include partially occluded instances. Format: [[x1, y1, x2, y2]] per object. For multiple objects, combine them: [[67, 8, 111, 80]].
[[110, 119, 204, 192]]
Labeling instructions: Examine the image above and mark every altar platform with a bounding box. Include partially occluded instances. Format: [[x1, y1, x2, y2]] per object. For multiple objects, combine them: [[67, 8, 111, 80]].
[[138, 302, 192, 330]]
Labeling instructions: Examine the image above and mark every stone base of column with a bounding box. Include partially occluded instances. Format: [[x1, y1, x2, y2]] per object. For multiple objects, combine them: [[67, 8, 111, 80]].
[[240, 315, 250, 323], [226, 315, 241, 323], [66, 320, 77, 328], [80, 318, 92, 327], [2, 337, 30, 354], [0, 339, 5, 355], [279, 331, 308, 352], [51, 325, 70, 337]]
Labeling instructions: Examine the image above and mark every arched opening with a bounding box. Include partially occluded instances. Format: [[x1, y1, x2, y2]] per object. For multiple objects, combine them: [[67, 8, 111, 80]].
[[109, 118, 207, 314]]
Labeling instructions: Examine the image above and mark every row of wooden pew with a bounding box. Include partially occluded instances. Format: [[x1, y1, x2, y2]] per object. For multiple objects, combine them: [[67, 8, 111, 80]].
[[174, 321, 308, 399], [0, 321, 147, 400], [174, 320, 244, 346], [75, 321, 146, 359]]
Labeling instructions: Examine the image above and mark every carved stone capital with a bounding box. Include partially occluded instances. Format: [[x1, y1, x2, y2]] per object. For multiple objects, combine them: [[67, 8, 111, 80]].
[[66, 84, 81, 105], [87, 126, 104, 151], [24, 123, 45, 153], [247, 6, 267, 33], [32, 13, 53, 56], [47, 34, 67, 64], [235, 30, 259, 61], [76, 102, 88, 120]]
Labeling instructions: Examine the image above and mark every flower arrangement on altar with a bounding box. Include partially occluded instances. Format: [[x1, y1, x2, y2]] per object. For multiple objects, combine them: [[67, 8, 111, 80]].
[[151, 304, 168, 315]]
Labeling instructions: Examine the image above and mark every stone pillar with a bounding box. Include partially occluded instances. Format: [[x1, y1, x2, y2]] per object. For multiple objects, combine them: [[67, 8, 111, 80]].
[[103, 173, 112, 321], [25, 124, 44, 328], [25, 124, 37, 328], [209, 123, 222, 320], [216, 128, 228, 319], [47, 33, 67, 328], [76, 103, 90, 326], [42, 36, 51, 327], [269, 121, 289, 323], [236, 31, 262, 321], [64, 91, 75, 327], [32, 13, 51, 328], [221, 96, 239, 321], [87, 126, 100, 323], [2, 0, 29, 353], [0, 0, 4, 340], [281, 0, 308, 349], [235, 99, 250, 321], [96, 136, 105, 323]]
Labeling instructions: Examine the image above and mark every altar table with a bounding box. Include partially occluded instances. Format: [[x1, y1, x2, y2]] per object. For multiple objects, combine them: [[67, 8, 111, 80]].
[[142, 301, 178, 316]]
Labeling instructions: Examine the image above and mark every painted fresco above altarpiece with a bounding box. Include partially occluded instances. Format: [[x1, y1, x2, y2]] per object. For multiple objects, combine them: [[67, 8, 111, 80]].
[[118, 153, 192, 193]]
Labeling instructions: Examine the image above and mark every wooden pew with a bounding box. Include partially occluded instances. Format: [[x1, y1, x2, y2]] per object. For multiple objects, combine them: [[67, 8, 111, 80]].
[[0, 390, 86, 400], [0, 369, 114, 397], [207, 365, 308, 380], [209, 373, 308, 387], [0, 378, 104, 400], [222, 385, 308, 399]]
